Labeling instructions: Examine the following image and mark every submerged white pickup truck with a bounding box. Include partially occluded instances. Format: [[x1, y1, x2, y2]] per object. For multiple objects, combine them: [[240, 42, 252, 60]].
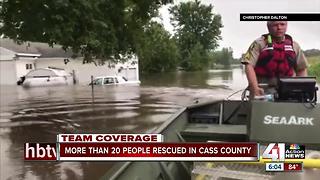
[[90, 76, 140, 85]]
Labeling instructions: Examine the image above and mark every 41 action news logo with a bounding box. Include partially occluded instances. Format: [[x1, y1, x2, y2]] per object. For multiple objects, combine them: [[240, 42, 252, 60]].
[[262, 143, 305, 161]]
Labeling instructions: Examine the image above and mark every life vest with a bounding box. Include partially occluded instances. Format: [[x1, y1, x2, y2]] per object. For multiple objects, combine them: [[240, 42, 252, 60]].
[[254, 34, 297, 78]]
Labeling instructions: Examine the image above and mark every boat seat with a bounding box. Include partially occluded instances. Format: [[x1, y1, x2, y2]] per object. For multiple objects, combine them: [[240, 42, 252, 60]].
[[180, 124, 248, 142], [189, 113, 220, 124]]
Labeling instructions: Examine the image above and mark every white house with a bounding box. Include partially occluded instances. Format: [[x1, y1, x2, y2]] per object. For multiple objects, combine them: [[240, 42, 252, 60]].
[[0, 39, 41, 85], [0, 38, 140, 85]]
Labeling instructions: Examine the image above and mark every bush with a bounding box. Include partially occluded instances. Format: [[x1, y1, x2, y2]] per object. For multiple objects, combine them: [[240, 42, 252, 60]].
[[308, 63, 320, 79]]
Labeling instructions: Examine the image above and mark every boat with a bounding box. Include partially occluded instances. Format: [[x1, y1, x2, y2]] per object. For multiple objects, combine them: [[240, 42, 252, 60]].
[[90, 76, 140, 86], [102, 77, 320, 180], [22, 67, 73, 87]]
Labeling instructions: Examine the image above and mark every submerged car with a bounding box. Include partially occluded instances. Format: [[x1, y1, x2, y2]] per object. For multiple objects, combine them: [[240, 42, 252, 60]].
[[90, 76, 140, 85], [22, 68, 73, 87]]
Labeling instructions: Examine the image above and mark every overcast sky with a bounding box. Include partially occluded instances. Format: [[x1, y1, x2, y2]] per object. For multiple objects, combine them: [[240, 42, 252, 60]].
[[159, 0, 320, 58]]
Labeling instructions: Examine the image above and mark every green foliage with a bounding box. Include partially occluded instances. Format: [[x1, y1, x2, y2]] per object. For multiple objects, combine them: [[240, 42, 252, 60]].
[[307, 55, 320, 65], [170, 0, 222, 70], [308, 62, 320, 78], [136, 22, 179, 73], [181, 42, 210, 71], [170, 0, 222, 51], [307, 55, 320, 79], [0, 0, 169, 63], [210, 47, 233, 68]]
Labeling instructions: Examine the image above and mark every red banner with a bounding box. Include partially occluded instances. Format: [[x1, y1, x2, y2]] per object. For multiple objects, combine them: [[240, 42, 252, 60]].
[[57, 134, 163, 142], [58, 142, 258, 161]]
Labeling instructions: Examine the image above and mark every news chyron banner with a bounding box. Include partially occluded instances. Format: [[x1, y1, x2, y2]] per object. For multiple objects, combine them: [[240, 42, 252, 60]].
[[24, 134, 259, 161]]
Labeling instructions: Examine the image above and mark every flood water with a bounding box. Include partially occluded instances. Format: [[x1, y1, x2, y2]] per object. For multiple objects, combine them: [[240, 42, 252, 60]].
[[0, 68, 319, 180]]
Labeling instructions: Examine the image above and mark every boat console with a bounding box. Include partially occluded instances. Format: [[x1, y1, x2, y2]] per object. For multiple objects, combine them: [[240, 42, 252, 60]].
[[276, 76, 318, 103]]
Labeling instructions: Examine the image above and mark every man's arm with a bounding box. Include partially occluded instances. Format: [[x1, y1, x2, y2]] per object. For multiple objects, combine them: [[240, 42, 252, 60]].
[[296, 68, 307, 76], [245, 63, 264, 96], [242, 39, 264, 97], [293, 41, 308, 77]]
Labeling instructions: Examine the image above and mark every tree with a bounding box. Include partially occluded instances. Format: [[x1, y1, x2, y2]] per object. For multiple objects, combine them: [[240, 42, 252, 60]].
[[0, 0, 171, 63], [136, 22, 179, 73], [169, 0, 222, 70], [211, 47, 234, 68], [181, 42, 210, 71]]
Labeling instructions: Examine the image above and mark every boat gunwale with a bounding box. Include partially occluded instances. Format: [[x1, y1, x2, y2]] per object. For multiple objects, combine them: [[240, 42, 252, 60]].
[[186, 99, 224, 109], [107, 106, 189, 180]]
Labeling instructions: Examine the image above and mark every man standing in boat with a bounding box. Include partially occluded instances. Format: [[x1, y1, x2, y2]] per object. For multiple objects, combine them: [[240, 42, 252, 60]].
[[241, 21, 308, 97]]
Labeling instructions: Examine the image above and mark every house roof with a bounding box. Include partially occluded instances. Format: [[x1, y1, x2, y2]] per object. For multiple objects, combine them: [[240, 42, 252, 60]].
[[28, 41, 74, 58], [0, 38, 40, 54], [0, 38, 73, 58]]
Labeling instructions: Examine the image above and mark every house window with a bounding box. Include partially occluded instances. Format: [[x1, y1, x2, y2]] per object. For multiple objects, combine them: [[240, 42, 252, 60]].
[[26, 64, 33, 70]]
